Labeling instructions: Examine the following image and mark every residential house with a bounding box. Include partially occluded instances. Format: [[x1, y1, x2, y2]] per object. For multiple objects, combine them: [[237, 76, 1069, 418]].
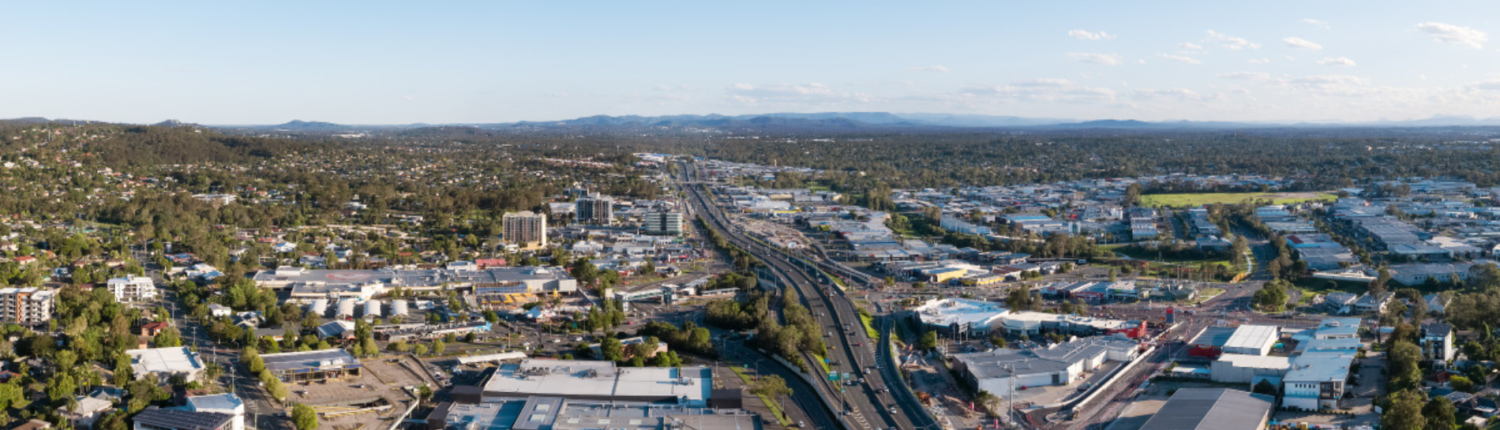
[[207, 304, 232, 317], [1352, 292, 1391, 314]]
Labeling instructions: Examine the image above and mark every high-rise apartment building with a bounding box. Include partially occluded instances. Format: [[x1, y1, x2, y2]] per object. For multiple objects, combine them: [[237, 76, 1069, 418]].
[[643, 212, 684, 236], [576, 196, 615, 226], [503, 211, 548, 248]]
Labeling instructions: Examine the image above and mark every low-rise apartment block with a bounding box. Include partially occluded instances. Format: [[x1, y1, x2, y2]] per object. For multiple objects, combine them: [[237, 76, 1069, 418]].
[[0, 287, 54, 325], [108, 275, 158, 303]]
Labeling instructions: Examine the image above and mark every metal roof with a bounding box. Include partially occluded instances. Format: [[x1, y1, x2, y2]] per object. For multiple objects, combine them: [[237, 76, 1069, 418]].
[[1139, 388, 1273, 430], [260, 348, 359, 372], [1223, 325, 1279, 352], [1188, 327, 1236, 348]]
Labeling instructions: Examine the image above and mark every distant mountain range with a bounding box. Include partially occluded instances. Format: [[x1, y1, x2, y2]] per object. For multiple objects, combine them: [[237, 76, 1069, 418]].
[[12, 112, 1500, 132]]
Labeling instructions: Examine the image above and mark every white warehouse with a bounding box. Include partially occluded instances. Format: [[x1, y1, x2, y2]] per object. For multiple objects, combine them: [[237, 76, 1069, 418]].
[[1209, 354, 1290, 384], [1222, 325, 1280, 356], [953, 336, 1140, 396]]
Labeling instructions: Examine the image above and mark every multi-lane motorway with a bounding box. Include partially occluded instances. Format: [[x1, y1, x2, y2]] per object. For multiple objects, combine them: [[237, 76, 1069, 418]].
[[682, 163, 933, 430]]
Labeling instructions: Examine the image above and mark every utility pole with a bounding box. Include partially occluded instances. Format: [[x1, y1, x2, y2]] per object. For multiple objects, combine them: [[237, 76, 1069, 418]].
[[1007, 363, 1016, 429]]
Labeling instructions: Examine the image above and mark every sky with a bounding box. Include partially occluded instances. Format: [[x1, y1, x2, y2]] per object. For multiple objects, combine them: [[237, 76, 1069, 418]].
[[3, 1, 1500, 124]]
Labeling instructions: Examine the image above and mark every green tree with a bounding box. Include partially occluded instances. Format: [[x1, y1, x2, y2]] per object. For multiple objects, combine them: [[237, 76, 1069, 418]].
[[153, 327, 183, 347], [988, 335, 1006, 349], [47, 372, 77, 404], [601, 336, 625, 362], [1422, 396, 1456, 430], [919, 330, 939, 350], [1449, 375, 1475, 393], [749, 374, 793, 420], [242, 347, 265, 373], [1388, 341, 1424, 393], [292, 403, 320, 430], [1383, 390, 1425, 430]]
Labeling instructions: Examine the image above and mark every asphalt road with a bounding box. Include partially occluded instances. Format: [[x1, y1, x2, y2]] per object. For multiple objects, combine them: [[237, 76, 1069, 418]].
[[133, 246, 295, 430], [684, 163, 918, 430]]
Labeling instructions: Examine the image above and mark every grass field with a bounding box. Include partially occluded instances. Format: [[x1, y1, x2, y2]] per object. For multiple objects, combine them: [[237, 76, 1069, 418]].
[[859, 312, 880, 339], [1141, 191, 1337, 207]]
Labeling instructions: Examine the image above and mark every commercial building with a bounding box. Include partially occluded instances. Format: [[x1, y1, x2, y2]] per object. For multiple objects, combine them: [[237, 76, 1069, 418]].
[[1187, 327, 1237, 359], [132, 407, 233, 430], [502, 211, 548, 249], [642, 211, 684, 236], [1390, 263, 1473, 286], [940, 215, 994, 236], [952, 336, 1141, 396], [255, 266, 578, 301], [1280, 318, 1362, 411], [1222, 325, 1280, 356], [1311, 318, 1360, 340], [126, 347, 206, 382], [912, 298, 1147, 339], [994, 311, 1147, 339], [258, 349, 361, 383], [1282, 351, 1356, 411], [1209, 354, 1290, 385], [427, 396, 760, 430], [1139, 388, 1274, 430], [576, 196, 615, 226], [108, 275, 158, 303], [912, 299, 1009, 336], [375, 321, 491, 342], [0, 287, 55, 325], [481, 359, 711, 406]]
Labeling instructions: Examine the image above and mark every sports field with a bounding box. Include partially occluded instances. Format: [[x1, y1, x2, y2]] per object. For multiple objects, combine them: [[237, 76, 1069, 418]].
[[1140, 191, 1336, 207]]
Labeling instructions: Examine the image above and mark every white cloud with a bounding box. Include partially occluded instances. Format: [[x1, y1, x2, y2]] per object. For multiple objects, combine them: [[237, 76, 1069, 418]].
[[726, 83, 870, 105], [1065, 52, 1123, 66], [1068, 30, 1116, 41], [1281, 75, 1371, 96], [1317, 57, 1357, 67], [1415, 22, 1488, 49], [1206, 30, 1260, 50], [1159, 54, 1202, 65], [1248, 58, 1272, 64], [1178, 42, 1203, 50], [1470, 79, 1500, 91], [961, 78, 1117, 103], [1282, 37, 1322, 50], [1217, 72, 1271, 80], [1302, 19, 1330, 29], [910, 65, 951, 73], [1131, 88, 1201, 100]]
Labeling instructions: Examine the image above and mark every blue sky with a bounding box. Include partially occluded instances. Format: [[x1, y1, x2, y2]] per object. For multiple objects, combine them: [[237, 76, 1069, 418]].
[[3, 1, 1499, 124]]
